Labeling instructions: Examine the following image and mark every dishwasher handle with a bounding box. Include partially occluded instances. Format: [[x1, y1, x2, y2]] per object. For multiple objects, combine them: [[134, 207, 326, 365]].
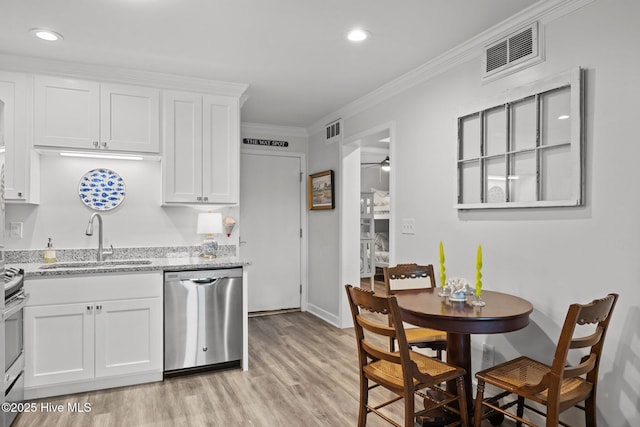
[[187, 278, 222, 285]]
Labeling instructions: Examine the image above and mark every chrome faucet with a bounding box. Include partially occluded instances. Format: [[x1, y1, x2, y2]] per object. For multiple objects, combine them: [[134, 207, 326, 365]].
[[85, 213, 114, 261]]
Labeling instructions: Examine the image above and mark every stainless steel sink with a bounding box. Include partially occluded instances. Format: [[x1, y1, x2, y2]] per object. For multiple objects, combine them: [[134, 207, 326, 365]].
[[38, 259, 153, 270]]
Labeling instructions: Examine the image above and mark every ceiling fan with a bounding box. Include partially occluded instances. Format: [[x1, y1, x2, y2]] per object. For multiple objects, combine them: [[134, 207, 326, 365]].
[[361, 156, 390, 171]]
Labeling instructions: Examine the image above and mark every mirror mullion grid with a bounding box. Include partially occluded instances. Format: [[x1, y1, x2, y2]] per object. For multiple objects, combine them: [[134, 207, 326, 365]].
[[505, 103, 512, 202], [535, 93, 542, 202], [479, 110, 485, 203]]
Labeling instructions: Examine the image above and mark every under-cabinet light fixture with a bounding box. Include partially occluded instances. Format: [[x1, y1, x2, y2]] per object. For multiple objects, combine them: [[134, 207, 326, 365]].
[[59, 152, 143, 161]]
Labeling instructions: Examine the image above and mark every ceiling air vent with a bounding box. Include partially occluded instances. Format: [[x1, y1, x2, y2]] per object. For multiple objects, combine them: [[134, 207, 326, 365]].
[[482, 23, 540, 81], [325, 119, 343, 144]]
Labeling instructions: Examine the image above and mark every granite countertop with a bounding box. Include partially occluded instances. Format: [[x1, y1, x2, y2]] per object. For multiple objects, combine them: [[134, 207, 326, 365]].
[[11, 257, 249, 278], [5, 245, 249, 278]]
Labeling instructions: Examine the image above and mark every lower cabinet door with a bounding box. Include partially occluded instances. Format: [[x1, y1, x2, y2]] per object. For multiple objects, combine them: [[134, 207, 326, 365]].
[[25, 303, 95, 387], [94, 297, 163, 378]]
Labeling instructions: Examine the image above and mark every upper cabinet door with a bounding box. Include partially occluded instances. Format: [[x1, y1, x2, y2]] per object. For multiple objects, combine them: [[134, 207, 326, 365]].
[[34, 75, 100, 149], [100, 83, 159, 153], [34, 76, 160, 153], [202, 94, 239, 204], [0, 70, 38, 202], [162, 90, 204, 203]]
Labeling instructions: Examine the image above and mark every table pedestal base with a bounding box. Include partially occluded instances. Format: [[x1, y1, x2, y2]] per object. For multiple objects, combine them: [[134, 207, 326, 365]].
[[416, 408, 457, 427], [447, 332, 473, 407]]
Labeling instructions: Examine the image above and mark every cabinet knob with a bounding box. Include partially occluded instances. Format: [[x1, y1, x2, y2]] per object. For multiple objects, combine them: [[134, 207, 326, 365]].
[[101, 141, 108, 149], [93, 141, 99, 147], [202, 347, 208, 352], [87, 305, 93, 312], [196, 196, 202, 201], [96, 305, 102, 310], [203, 197, 208, 202]]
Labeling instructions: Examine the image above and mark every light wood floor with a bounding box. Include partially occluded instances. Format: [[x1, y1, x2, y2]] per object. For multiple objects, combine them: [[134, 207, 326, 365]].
[[13, 312, 505, 426]]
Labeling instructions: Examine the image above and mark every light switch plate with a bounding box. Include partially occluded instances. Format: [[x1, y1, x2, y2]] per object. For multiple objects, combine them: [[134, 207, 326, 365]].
[[10, 222, 23, 238], [401, 218, 415, 234]]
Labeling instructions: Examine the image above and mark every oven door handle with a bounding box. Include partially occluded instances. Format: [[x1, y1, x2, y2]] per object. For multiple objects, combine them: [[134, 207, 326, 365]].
[[4, 291, 28, 319], [4, 275, 24, 296]]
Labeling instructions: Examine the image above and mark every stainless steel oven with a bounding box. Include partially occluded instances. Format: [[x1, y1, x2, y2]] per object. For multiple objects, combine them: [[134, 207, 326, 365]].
[[3, 268, 25, 427]]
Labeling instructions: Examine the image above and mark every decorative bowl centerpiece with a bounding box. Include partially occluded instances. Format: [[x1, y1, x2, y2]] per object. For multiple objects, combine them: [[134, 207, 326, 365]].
[[446, 278, 470, 302]]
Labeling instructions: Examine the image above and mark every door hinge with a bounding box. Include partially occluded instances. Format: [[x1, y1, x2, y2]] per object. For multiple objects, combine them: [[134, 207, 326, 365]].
[[300, 228, 302, 238], [300, 172, 303, 182], [300, 284, 302, 294]]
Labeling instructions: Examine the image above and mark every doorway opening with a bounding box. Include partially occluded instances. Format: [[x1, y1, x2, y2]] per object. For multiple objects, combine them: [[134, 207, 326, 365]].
[[359, 129, 390, 292], [339, 123, 394, 327]]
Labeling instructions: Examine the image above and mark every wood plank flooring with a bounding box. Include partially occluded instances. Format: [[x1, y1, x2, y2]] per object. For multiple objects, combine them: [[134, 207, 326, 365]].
[[12, 312, 504, 426]]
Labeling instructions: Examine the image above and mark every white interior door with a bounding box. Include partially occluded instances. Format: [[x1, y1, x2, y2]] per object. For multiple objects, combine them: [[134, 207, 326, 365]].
[[240, 152, 301, 312]]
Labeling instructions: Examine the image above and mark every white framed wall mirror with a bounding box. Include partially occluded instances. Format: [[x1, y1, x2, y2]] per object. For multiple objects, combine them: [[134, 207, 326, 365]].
[[457, 67, 584, 209]]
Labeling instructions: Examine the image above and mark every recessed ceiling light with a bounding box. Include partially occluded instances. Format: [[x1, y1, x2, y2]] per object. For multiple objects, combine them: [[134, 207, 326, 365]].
[[30, 28, 64, 42], [347, 29, 369, 42]]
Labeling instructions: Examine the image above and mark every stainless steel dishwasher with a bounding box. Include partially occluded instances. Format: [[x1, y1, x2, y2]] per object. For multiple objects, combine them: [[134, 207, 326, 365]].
[[164, 268, 243, 375]]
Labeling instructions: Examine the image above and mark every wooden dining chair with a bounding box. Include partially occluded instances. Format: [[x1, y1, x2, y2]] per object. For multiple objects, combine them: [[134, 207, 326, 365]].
[[345, 284, 469, 427], [383, 264, 447, 359], [473, 293, 618, 427]]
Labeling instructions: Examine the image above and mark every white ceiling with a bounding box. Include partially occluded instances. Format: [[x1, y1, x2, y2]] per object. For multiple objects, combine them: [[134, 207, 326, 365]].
[[0, 0, 536, 129]]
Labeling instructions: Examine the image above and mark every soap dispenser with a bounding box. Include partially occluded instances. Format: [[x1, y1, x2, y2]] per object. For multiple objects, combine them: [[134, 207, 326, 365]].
[[44, 237, 57, 263]]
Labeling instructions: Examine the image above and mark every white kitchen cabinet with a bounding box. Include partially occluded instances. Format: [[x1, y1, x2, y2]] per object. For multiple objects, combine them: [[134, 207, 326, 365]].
[[94, 297, 162, 378], [25, 303, 95, 387], [34, 75, 160, 153], [24, 272, 163, 398], [0, 71, 40, 203], [163, 90, 239, 204]]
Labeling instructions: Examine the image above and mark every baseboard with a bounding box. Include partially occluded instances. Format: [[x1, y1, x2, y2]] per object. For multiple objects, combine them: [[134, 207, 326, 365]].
[[25, 371, 163, 400], [306, 303, 340, 327]]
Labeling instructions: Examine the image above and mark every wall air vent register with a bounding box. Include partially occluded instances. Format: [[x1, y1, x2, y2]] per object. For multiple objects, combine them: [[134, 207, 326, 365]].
[[325, 119, 343, 144], [482, 22, 540, 80]]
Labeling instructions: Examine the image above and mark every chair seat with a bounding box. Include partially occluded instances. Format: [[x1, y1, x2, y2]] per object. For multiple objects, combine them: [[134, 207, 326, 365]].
[[476, 356, 593, 407], [364, 350, 461, 391], [405, 327, 447, 345]]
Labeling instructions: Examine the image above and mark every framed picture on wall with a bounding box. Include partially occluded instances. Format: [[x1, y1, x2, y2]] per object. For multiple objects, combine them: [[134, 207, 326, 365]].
[[308, 170, 335, 210]]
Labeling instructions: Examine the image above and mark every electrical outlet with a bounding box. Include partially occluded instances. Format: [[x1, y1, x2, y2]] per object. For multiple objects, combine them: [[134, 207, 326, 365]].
[[10, 222, 23, 238], [401, 218, 416, 235], [482, 343, 495, 366]]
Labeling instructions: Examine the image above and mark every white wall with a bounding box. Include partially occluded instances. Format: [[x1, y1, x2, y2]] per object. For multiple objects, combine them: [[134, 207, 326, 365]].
[[306, 131, 341, 324], [309, 0, 640, 424], [5, 155, 238, 251]]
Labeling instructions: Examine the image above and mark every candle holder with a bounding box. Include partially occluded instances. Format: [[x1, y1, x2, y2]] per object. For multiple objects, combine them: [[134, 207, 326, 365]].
[[437, 284, 451, 297], [471, 293, 486, 307]]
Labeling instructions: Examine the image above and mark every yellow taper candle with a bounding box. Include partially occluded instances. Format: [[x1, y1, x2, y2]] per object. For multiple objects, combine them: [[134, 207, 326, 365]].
[[439, 241, 446, 287], [475, 244, 483, 296]]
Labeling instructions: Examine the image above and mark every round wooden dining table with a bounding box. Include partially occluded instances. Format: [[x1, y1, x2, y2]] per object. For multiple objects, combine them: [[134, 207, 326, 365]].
[[394, 288, 533, 406]]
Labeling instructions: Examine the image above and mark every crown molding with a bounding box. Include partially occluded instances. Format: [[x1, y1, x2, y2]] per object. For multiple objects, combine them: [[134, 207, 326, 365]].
[[0, 53, 249, 97], [306, 0, 595, 136], [241, 122, 308, 138]]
